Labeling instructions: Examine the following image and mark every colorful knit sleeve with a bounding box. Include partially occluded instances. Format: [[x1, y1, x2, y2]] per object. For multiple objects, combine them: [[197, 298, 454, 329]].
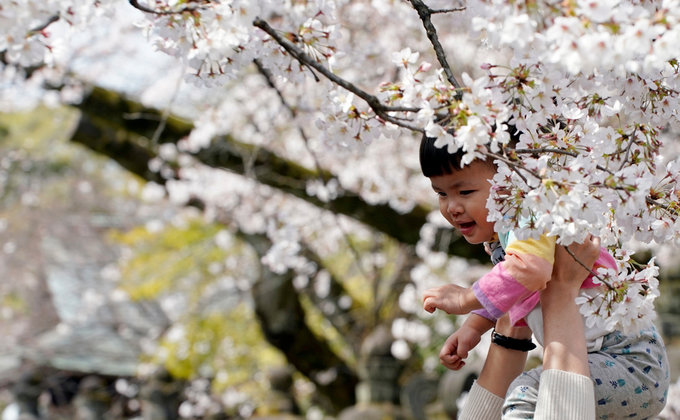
[[471, 308, 496, 322], [472, 234, 556, 324]]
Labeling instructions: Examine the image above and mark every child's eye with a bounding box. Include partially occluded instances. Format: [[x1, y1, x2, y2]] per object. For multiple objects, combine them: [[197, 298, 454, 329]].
[[436, 191, 446, 197], [460, 190, 475, 196]]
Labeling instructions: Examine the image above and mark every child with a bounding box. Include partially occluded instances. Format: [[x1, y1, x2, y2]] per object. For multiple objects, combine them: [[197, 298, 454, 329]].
[[419, 135, 669, 419]]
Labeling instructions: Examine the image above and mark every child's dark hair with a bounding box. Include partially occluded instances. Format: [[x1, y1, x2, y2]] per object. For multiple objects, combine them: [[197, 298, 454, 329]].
[[419, 135, 468, 177], [419, 124, 521, 177]]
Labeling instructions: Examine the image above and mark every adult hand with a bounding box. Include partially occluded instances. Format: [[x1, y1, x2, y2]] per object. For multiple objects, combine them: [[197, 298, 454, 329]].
[[548, 235, 601, 299]]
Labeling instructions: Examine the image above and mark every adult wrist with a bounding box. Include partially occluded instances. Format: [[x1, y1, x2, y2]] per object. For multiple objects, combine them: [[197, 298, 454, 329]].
[[491, 328, 536, 352], [494, 316, 532, 340]]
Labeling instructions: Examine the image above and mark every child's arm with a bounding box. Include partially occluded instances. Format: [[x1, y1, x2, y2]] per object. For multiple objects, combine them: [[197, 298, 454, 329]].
[[440, 313, 494, 370], [472, 234, 556, 324], [423, 283, 483, 315]]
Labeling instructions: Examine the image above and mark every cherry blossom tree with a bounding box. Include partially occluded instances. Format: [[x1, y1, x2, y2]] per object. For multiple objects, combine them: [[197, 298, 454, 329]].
[[3, 0, 680, 415]]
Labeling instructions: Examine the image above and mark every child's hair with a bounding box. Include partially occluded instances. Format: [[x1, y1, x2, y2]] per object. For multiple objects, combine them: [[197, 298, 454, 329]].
[[419, 125, 521, 177], [419, 135, 462, 178], [419, 135, 495, 177]]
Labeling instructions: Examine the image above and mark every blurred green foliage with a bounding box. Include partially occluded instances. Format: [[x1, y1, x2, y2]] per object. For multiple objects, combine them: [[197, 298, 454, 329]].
[[110, 218, 291, 403]]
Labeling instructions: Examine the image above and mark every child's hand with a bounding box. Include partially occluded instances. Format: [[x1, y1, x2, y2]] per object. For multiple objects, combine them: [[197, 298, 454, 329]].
[[422, 284, 477, 315], [439, 325, 482, 370]]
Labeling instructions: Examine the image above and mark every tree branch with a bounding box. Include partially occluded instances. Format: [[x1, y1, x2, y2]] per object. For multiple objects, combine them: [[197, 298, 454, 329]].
[[430, 7, 466, 14], [70, 86, 487, 262], [28, 15, 60, 35], [513, 147, 615, 175], [564, 245, 613, 289], [252, 18, 424, 133], [408, 0, 463, 96], [128, 0, 210, 15]]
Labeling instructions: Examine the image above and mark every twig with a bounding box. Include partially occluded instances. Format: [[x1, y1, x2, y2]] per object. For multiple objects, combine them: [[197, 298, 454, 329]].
[[430, 7, 466, 14], [564, 245, 613, 289], [514, 147, 615, 175], [618, 127, 637, 172], [646, 196, 680, 217], [252, 17, 424, 133], [28, 15, 60, 35], [150, 62, 186, 145], [514, 147, 578, 157], [408, 0, 463, 96], [483, 151, 537, 184]]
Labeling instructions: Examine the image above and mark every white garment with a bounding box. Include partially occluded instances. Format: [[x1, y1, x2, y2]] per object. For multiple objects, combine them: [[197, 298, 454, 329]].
[[525, 288, 607, 352]]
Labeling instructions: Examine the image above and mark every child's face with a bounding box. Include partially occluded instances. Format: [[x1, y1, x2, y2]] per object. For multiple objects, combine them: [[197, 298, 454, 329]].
[[429, 161, 496, 244]]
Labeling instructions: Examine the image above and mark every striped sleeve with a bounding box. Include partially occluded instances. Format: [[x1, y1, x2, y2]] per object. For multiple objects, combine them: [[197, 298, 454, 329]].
[[472, 234, 556, 321], [471, 308, 496, 323]]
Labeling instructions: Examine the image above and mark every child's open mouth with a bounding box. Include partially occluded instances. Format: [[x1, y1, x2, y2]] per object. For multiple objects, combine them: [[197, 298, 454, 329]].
[[458, 221, 476, 235]]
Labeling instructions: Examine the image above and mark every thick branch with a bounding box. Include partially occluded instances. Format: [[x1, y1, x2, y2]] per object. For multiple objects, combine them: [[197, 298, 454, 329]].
[[241, 233, 359, 414], [408, 0, 462, 94], [71, 86, 486, 262]]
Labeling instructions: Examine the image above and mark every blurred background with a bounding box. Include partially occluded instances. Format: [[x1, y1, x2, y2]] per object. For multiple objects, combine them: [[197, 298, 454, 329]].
[[1, 2, 680, 420]]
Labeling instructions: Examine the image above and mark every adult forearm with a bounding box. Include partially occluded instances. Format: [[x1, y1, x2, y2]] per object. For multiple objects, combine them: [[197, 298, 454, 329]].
[[540, 283, 589, 376], [476, 317, 532, 397]]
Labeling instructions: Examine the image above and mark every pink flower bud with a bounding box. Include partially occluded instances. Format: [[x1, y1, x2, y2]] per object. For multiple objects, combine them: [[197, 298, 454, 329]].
[[418, 62, 432, 72]]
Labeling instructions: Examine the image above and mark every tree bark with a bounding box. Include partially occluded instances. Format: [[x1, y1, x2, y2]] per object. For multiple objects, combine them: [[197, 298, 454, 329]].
[[244, 233, 358, 414], [70, 86, 485, 262]]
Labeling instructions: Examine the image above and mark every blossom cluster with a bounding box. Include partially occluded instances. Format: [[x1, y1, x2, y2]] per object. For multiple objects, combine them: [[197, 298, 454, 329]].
[[133, 0, 340, 86], [454, 0, 680, 332], [393, 0, 680, 334], [0, 1, 123, 67]]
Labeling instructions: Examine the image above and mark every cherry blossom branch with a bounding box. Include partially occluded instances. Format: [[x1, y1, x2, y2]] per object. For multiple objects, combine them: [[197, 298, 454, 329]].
[[564, 245, 614, 289], [253, 17, 424, 133], [514, 148, 615, 175], [646, 197, 680, 217], [128, 0, 210, 15], [430, 7, 466, 14], [618, 128, 638, 172], [514, 147, 579, 157], [253, 58, 374, 282], [484, 151, 537, 184], [408, 0, 463, 95], [28, 15, 60, 34]]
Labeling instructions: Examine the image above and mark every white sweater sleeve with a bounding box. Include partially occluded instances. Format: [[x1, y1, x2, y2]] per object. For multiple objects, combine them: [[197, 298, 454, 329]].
[[458, 380, 504, 420], [534, 369, 596, 420]]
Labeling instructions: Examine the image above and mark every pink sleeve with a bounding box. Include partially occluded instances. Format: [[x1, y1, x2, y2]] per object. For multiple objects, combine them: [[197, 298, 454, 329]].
[[471, 263, 535, 320], [471, 308, 496, 322]]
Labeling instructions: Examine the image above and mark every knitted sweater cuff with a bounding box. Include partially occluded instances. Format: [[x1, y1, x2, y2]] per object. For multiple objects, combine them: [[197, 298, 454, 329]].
[[458, 380, 504, 420], [534, 369, 596, 420]]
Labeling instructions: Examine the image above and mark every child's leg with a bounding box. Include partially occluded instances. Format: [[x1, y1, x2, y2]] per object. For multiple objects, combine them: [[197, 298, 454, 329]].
[[589, 326, 670, 419], [501, 368, 542, 419], [502, 327, 669, 420]]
